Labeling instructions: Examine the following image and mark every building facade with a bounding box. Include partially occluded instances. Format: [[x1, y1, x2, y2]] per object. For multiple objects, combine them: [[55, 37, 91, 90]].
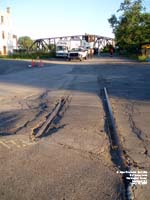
[[0, 7, 17, 55]]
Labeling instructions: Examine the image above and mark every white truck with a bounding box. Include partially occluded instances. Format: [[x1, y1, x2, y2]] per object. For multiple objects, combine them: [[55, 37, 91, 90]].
[[68, 40, 94, 61], [56, 40, 70, 58], [68, 47, 88, 61], [56, 40, 82, 58], [56, 39, 92, 59]]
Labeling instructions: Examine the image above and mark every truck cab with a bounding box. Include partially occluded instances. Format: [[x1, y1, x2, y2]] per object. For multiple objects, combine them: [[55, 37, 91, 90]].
[[56, 40, 70, 58], [68, 47, 88, 61]]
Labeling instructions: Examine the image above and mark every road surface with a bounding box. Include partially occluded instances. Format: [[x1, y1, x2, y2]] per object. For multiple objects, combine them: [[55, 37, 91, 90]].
[[0, 56, 149, 200]]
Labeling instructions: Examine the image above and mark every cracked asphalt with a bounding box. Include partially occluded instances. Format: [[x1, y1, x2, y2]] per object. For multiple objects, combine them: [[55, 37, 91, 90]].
[[0, 56, 150, 200]]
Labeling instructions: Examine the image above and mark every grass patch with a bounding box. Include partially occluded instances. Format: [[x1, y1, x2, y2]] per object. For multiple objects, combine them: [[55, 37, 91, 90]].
[[138, 55, 148, 62]]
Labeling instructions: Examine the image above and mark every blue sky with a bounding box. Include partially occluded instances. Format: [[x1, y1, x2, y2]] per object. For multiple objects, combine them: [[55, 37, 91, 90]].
[[1, 0, 150, 39]]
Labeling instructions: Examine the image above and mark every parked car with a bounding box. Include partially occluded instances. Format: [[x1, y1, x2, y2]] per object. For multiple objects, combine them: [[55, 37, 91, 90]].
[[68, 47, 88, 61]]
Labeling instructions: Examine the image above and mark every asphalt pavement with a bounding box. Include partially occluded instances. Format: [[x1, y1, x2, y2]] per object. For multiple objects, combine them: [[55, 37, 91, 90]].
[[0, 56, 149, 200]]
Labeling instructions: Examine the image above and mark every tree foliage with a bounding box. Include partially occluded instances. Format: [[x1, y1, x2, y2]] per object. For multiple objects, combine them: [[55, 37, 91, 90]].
[[18, 36, 33, 49], [108, 0, 150, 52]]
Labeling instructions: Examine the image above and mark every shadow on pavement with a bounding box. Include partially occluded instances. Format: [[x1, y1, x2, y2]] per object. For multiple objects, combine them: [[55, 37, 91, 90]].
[[0, 56, 150, 138]]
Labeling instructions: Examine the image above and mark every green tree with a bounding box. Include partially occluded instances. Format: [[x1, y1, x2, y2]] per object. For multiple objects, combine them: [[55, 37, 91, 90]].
[[108, 0, 150, 52], [18, 36, 33, 49]]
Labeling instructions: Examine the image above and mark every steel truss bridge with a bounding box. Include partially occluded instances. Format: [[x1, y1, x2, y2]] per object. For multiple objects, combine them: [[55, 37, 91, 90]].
[[30, 34, 115, 51]]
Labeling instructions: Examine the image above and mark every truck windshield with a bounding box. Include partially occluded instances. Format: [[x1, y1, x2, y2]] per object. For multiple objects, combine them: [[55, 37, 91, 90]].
[[56, 46, 67, 51]]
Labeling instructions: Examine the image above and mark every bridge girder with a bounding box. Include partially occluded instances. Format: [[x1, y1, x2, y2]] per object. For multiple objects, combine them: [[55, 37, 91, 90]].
[[29, 34, 115, 51]]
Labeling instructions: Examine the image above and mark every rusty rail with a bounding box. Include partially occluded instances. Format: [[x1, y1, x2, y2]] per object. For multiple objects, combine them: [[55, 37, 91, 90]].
[[102, 87, 133, 200], [32, 96, 70, 139]]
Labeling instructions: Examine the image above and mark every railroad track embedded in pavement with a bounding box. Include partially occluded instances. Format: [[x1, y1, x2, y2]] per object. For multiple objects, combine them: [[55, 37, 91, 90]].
[[101, 87, 133, 200], [30, 95, 72, 140]]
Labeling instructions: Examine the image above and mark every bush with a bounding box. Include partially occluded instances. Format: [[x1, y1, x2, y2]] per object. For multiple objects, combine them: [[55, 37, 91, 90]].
[[138, 55, 147, 62], [9, 51, 56, 59]]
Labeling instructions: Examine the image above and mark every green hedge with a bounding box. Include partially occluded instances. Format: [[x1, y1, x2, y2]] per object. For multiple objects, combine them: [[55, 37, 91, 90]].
[[138, 55, 147, 62], [8, 51, 56, 59]]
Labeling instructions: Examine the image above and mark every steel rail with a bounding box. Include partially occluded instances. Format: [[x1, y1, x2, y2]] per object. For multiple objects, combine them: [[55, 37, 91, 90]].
[[34, 97, 66, 138], [103, 87, 120, 150], [102, 87, 133, 200]]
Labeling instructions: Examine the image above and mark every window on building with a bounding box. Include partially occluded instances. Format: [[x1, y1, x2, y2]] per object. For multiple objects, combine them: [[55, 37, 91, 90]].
[[3, 46, 7, 55], [1, 16, 3, 23], [2, 31, 5, 39]]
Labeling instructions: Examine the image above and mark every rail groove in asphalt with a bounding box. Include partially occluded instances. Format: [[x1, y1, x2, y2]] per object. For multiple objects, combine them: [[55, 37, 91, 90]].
[[101, 87, 133, 200], [31, 95, 71, 140]]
